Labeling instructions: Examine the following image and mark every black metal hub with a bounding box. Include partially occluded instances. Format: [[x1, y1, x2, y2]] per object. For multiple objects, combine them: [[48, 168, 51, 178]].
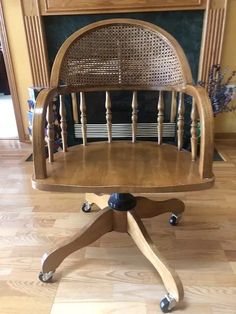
[[108, 193, 137, 211]]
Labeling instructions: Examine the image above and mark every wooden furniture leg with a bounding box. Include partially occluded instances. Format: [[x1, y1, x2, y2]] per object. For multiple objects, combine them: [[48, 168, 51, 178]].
[[83, 194, 185, 222], [85, 193, 110, 210], [39, 208, 113, 282], [127, 210, 184, 310], [40, 193, 185, 312], [134, 197, 185, 225]]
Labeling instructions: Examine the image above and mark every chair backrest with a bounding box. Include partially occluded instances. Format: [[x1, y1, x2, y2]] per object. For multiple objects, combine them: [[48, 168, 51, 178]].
[[50, 19, 193, 90], [33, 19, 214, 182]]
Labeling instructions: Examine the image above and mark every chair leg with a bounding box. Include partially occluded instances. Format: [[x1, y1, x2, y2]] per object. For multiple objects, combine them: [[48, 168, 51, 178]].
[[39, 193, 185, 311], [39, 208, 113, 281], [85, 193, 110, 210], [134, 197, 185, 220], [127, 210, 184, 306]]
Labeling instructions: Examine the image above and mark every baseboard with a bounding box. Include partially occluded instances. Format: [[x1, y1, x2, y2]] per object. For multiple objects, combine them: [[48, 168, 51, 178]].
[[215, 133, 236, 139]]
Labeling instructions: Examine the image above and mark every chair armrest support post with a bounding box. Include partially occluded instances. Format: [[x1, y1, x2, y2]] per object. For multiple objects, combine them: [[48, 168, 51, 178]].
[[33, 87, 58, 179], [183, 85, 214, 179]]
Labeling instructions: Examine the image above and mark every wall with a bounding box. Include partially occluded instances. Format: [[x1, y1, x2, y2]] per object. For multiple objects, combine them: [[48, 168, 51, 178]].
[[1, 0, 33, 137], [215, 0, 236, 134]]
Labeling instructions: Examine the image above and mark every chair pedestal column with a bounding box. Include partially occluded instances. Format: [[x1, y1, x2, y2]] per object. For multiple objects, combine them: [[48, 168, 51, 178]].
[[108, 193, 137, 210]]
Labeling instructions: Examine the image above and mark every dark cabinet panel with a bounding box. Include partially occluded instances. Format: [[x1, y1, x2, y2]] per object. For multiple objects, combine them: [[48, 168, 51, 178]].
[[0, 48, 10, 95]]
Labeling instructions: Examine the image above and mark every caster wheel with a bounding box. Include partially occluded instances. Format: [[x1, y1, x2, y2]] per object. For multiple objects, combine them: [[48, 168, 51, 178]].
[[81, 201, 92, 213], [160, 294, 177, 313], [169, 214, 181, 226], [38, 270, 54, 283]]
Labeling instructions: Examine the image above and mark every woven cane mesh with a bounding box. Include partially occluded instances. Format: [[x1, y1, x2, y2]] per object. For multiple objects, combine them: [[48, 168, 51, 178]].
[[59, 24, 185, 88]]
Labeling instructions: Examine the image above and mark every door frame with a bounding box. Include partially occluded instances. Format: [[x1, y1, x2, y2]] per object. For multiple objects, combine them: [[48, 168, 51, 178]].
[[0, 0, 26, 142]]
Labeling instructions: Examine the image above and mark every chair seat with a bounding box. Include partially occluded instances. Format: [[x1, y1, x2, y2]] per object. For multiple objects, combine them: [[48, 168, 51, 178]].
[[32, 141, 214, 193]]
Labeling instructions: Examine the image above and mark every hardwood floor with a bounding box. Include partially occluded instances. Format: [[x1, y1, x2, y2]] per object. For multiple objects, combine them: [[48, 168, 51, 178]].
[[0, 139, 236, 314]]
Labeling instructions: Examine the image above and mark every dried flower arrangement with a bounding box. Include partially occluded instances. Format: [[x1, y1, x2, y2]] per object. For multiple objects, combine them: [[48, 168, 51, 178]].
[[198, 64, 236, 116]]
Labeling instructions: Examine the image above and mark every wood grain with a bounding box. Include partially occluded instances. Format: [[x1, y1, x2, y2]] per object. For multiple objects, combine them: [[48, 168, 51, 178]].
[[71, 93, 79, 123], [177, 92, 184, 151], [127, 210, 184, 302], [42, 208, 113, 273], [79, 92, 87, 146], [46, 101, 54, 162], [131, 91, 138, 143], [39, 0, 207, 15], [157, 90, 164, 145], [184, 85, 214, 179], [105, 91, 112, 143], [32, 141, 214, 193], [29, 19, 215, 311], [33, 87, 58, 179], [0, 139, 236, 314], [191, 98, 198, 161], [198, 0, 228, 82], [170, 91, 177, 123], [0, 1, 25, 141], [59, 94, 68, 152], [39, 193, 186, 302], [22, 3, 49, 87], [32, 20, 214, 184]]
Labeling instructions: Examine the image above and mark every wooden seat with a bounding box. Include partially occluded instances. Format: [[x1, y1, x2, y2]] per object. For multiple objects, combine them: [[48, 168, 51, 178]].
[[33, 141, 214, 193], [32, 19, 214, 313]]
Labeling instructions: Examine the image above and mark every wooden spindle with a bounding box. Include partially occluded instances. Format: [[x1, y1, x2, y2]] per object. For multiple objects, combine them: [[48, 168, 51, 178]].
[[157, 90, 164, 145], [132, 91, 138, 143], [80, 92, 87, 146], [105, 91, 112, 143], [71, 93, 79, 123], [177, 92, 184, 151], [191, 98, 198, 161], [59, 94, 68, 152], [170, 91, 177, 122], [46, 101, 54, 162]]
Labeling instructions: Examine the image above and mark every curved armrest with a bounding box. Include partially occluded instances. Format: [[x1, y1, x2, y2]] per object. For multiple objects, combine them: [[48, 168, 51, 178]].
[[183, 85, 214, 179], [33, 87, 58, 179]]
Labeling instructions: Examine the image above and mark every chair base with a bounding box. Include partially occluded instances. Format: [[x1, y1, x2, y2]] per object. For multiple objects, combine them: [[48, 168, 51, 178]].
[[39, 193, 185, 311]]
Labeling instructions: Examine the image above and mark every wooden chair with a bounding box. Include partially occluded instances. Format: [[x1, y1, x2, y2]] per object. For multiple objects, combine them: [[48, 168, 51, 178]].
[[32, 19, 214, 313]]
